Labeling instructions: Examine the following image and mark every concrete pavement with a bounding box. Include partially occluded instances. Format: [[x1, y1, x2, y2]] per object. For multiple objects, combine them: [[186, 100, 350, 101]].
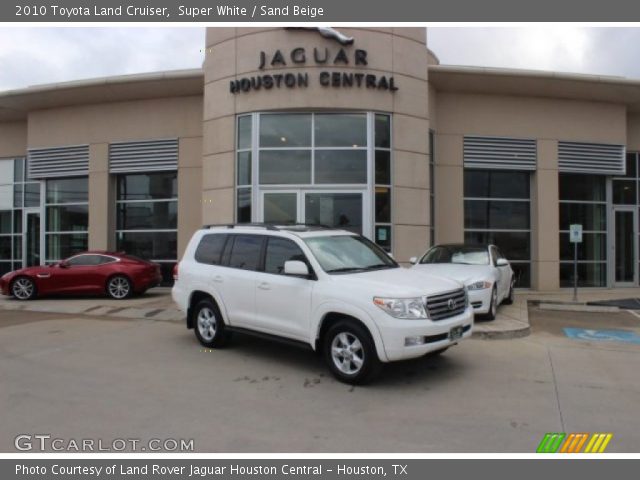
[[0, 307, 638, 452]]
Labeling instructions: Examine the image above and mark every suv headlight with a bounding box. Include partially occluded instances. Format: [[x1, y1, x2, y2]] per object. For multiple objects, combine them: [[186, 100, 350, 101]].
[[466, 280, 492, 291], [373, 297, 427, 319]]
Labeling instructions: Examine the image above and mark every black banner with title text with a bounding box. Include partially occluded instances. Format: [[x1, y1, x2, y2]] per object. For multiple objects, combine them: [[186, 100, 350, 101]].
[[4, 0, 640, 22]]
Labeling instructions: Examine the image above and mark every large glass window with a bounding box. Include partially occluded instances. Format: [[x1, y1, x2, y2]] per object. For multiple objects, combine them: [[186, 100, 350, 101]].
[[116, 172, 177, 285], [559, 173, 607, 287], [464, 169, 531, 287], [0, 158, 27, 274], [45, 177, 88, 262], [237, 112, 392, 250], [611, 152, 640, 284], [374, 114, 392, 251], [429, 130, 435, 246]]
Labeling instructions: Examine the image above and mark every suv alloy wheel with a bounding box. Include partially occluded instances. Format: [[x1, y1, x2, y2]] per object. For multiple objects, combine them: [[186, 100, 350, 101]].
[[323, 320, 381, 385], [193, 299, 231, 348]]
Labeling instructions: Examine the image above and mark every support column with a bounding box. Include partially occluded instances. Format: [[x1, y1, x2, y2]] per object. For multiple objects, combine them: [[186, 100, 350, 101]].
[[178, 136, 203, 259], [434, 133, 464, 244], [88, 143, 114, 251], [532, 139, 559, 291]]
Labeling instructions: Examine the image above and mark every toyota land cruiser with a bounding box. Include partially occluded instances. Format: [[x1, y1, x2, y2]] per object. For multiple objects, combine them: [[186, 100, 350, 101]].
[[172, 224, 473, 384]]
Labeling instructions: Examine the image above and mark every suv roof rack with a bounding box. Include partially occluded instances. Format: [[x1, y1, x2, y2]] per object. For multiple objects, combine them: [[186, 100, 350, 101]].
[[202, 223, 279, 231], [201, 223, 334, 231]]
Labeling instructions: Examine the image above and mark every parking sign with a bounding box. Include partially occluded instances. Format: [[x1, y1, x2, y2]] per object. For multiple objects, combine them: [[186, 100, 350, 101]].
[[569, 224, 583, 243]]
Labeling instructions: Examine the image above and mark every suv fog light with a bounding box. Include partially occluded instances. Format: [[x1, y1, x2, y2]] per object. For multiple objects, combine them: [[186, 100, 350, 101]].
[[405, 336, 425, 346]]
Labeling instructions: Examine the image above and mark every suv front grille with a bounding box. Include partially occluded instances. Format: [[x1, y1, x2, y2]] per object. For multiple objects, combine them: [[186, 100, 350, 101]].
[[425, 288, 467, 321]]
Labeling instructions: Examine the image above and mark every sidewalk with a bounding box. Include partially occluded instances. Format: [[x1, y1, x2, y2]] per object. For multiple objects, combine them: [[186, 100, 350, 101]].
[[0, 288, 183, 322], [0, 288, 531, 339]]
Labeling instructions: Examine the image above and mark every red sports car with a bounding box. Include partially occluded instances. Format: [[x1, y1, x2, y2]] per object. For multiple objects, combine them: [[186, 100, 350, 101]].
[[0, 251, 162, 300]]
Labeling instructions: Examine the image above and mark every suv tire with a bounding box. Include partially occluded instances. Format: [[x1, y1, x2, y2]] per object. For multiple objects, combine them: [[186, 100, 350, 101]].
[[323, 320, 381, 385], [193, 299, 231, 348]]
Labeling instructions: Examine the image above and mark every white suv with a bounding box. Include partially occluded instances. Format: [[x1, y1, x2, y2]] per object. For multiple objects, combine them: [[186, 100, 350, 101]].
[[172, 225, 473, 384]]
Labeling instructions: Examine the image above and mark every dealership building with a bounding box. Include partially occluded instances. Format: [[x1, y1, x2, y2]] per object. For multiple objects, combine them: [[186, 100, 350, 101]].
[[2, 27, 640, 290]]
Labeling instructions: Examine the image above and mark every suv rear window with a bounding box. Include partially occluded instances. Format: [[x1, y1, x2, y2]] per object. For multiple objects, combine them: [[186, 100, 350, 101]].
[[195, 234, 228, 265], [227, 235, 263, 271]]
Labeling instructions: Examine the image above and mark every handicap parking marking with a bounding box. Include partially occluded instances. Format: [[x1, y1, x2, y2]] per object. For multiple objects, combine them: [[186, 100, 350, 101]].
[[563, 328, 640, 345]]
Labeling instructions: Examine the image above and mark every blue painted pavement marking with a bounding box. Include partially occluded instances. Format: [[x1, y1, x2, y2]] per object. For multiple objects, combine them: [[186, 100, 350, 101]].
[[563, 328, 640, 345]]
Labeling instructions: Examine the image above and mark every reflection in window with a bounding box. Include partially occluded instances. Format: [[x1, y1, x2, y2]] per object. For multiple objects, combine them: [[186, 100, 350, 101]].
[[45, 177, 88, 264], [464, 169, 531, 287], [259, 114, 312, 147], [259, 150, 311, 185], [0, 158, 26, 272], [314, 150, 367, 184], [116, 172, 177, 285], [314, 114, 366, 147], [265, 237, 306, 275], [559, 173, 607, 287], [305, 193, 363, 235]]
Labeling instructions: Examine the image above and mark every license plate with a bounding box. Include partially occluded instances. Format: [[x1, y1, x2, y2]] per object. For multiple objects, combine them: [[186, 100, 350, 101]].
[[449, 326, 464, 341]]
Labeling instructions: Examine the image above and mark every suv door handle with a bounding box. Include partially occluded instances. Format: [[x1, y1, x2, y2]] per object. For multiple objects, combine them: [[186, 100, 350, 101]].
[[213, 275, 224, 283], [257, 282, 271, 290]]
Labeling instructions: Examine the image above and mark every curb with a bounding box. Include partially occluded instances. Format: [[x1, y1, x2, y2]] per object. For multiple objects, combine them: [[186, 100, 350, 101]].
[[537, 302, 620, 313], [0, 303, 184, 323], [472, 323, 531, 340]]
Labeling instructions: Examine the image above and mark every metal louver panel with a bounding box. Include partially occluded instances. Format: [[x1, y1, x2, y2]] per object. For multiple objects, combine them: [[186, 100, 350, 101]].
[[558, 141, 625, 175], [27, 145, 89, 178], [109, 139, 178, 173], [464, 136, 537, 171]]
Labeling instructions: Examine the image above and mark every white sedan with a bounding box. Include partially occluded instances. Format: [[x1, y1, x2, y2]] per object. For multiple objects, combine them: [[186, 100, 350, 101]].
[[410, 244, 515, 320]]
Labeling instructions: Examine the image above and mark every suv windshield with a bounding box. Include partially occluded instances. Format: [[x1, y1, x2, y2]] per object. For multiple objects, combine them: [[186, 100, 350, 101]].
[[420, 245, 489, 265], [304, 235, 398, 274]]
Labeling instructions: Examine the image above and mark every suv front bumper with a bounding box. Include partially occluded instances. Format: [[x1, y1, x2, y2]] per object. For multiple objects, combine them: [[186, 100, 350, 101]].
[[378, 307, 474, 361]]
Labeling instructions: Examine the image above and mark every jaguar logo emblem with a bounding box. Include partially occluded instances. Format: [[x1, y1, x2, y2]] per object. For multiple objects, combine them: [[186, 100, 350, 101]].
[[448, 299, 457, 310], [285, 27, 355, 45]]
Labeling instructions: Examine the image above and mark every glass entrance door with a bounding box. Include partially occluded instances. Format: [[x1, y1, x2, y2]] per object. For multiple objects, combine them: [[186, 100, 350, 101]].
[[304, 191, 363, 234], [24, 210, 42, 267], [614, 207, 636, 285], [259, 190, 367, 235]]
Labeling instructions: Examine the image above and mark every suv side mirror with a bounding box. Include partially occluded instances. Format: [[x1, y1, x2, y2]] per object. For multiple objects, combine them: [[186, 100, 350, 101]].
[[409, 257, 418, 265], [284, 260, 309, 277], [496, 258, 509, 267]]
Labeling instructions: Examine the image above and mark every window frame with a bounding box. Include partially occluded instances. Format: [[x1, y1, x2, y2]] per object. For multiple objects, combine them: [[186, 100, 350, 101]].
[[463, 168, 532, 288], [558, 172, 608, 288], [235, 111, 393, 252]]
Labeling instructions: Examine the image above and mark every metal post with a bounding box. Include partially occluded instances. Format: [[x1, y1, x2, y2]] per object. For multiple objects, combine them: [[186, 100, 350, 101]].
[[573, 241, 578, 302]]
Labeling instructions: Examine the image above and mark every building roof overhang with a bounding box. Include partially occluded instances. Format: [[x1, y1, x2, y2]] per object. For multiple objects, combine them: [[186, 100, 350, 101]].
[[3, 64, 640, 122], [428, 65, 640, 113], [0, 68, 204, 122]]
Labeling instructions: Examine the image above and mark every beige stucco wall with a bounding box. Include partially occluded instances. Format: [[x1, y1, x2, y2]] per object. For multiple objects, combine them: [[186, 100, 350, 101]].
[[628, 113, 640, 151], [0, 121, 27, 158], [436, 93, 626, 143], [27, 96, 202, 147], [203, 27, 430, 261], [26, 96, 203, 257], [433, 91, 626, 289]]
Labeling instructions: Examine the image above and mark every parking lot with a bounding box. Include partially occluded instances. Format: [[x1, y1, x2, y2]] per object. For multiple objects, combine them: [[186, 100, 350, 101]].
[[1, 304, 639, 452]]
